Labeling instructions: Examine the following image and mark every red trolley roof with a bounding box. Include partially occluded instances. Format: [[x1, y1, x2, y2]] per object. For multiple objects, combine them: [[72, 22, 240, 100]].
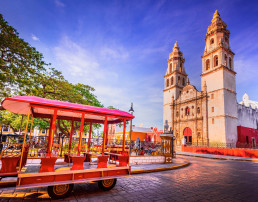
[[1, 96, 134, 124]]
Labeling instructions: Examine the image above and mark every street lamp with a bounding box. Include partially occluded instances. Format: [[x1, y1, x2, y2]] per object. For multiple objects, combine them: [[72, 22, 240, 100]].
[[129, 103, 134, 156]]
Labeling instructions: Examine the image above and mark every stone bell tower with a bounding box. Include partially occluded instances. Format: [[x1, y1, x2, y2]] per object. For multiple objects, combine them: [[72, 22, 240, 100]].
[[201, 10, 238, 145], [163, 41, 188, 129]]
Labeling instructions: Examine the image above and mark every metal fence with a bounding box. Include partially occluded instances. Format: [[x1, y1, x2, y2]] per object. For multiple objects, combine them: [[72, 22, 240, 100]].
[[185, 142, 257, 149], [0, 137, 164, 157], [130, 140, 163, 156]]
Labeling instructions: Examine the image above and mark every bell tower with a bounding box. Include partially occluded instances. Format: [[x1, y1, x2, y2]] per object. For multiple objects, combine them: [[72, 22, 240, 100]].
[[201, 11, 238, 145], [163, 41, 187, 128]]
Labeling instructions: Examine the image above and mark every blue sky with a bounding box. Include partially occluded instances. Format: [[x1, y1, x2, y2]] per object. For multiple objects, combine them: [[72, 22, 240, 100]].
[[1, 0, 258, 130]]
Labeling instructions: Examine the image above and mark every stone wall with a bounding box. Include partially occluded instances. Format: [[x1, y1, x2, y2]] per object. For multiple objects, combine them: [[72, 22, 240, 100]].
[[129, 156, 165, 165], [238, 104, 258, 129]]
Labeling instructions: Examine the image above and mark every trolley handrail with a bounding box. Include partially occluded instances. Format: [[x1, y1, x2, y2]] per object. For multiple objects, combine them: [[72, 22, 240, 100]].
[[0, 143, 23, 160]]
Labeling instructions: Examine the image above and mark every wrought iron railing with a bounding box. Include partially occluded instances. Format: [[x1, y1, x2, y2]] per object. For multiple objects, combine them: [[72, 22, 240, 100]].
[[130, 140, 163, 156], [0, 136, 164, 157], [185, 142, 257, 149]]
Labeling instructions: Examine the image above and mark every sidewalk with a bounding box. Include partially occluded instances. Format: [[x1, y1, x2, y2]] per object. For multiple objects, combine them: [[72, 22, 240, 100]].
[[177, 152, 258, 162], [131, 157, 189, 174]]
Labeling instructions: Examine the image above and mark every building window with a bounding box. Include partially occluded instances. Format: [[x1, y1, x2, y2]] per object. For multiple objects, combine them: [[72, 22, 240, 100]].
[[225, 37, 228, 43], [42, 130, 46, 134], [166, 79, 169, 87], [210, 38, 214, 44], [197, 107, 200, 114], [211, 94, 214, 99], [212, 118, 214, 124], [246, 136, 249, 144], [171, 77, 174, 85], [182, 78, 185, 86], [214, 55, 218, 67], [224, 54, 227, 66], [3, 126, 8, 132], [170, 63, 172, 73], [178, 76, 181, 85], [176, 111, 179, 117], [185, 107, 190, 116], [206, 59, 210, 70], [212, 107, 214, 112], [229, 57, 232, 70]]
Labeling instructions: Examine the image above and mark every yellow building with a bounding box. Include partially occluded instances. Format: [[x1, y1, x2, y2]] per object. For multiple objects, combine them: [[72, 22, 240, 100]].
[[112, 125, 152, 141]]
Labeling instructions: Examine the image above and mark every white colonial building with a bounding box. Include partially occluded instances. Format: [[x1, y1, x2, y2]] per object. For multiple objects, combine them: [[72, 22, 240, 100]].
[[163, 11, 258, 147]]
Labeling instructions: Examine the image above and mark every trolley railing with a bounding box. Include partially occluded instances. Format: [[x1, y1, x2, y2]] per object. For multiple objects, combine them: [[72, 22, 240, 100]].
[[0, 137, 165, 157]]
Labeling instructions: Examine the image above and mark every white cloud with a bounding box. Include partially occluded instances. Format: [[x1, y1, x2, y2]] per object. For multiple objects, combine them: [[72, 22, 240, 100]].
[[235, 57, 258, 84], [32, 34, 39, 41], [55, 0, 65, 7], [54, 36, 118, 83], [100, 46, 129, 60], [53, 36, 164, 130]]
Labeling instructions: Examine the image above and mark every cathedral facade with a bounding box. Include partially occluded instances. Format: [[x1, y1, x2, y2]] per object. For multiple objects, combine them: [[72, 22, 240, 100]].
[[163, 11, 258, 147]]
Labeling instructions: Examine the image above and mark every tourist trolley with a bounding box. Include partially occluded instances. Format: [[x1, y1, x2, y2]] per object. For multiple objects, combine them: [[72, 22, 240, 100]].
[[0, 96, 134, 199]]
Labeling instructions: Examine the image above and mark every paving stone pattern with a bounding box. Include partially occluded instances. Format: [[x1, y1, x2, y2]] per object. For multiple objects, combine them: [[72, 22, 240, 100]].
[[0, 156, 257, 201]]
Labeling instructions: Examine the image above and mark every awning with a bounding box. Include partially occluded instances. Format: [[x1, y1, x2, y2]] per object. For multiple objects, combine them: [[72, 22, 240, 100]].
[[1, 96, 134, 124]]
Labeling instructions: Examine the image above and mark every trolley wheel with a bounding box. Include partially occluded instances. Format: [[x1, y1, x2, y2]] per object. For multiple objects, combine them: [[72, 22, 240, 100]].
[[98, 178, 117, 191], [47, 184, 74, 199]]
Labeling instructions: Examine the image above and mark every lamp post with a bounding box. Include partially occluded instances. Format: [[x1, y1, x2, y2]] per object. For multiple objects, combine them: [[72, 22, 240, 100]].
[[60, 134, 65, 157], [129, 103, 134, 156], [0, 106, 6, 152]]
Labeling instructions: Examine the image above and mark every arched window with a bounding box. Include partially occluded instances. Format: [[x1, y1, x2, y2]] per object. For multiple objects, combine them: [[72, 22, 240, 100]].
[[197, 107, 200, 114], [224, 54, 227, 66], [178, 76, 181, 85], [182, 78, 185, 86], [185, 107, 190, 116], [170, 63, 172, 73], [166, 79, 169, 87], [229, 57, 232, 69], [210, 38, 214, 44], [206, 59, 210, 70], [176, 111, 179, 117], [171, 77, 174, 85], [214, 55, 218, 67]]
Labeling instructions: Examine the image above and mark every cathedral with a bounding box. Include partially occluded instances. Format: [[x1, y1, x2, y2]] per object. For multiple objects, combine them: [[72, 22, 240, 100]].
[[163, 11, 258, 147]]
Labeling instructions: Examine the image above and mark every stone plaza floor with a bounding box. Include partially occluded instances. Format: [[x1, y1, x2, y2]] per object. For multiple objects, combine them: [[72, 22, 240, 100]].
[[0, 156, 257, 201]]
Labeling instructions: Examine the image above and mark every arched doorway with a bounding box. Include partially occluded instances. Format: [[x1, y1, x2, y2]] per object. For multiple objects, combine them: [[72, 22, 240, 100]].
[[183, 127, 192, 145]]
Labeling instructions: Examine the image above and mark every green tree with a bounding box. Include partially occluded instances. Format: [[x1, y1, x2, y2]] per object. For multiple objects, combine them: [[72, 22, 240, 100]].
[[0, 13, 119, 142], [0, 14, 47, 98], [31, 69, 103, 137]]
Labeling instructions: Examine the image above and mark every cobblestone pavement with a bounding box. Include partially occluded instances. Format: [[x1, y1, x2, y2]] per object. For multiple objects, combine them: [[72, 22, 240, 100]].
[[0, 156, 257, 201], [177, 152, 258, 162]]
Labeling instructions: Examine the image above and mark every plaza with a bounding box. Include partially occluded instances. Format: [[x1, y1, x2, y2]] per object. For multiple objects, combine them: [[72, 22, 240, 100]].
[[0, 156, 257, 201], [1, 0, 258, 201]]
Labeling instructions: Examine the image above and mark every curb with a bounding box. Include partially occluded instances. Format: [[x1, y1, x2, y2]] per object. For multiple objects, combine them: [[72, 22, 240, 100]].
[[177, 153, 258, 162], [131, 159, 190, 174]]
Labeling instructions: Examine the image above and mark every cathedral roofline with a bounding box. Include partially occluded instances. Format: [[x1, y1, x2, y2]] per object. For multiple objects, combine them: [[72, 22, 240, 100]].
[[181, 84, 200, 93], [205, 10, 230, 41]]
